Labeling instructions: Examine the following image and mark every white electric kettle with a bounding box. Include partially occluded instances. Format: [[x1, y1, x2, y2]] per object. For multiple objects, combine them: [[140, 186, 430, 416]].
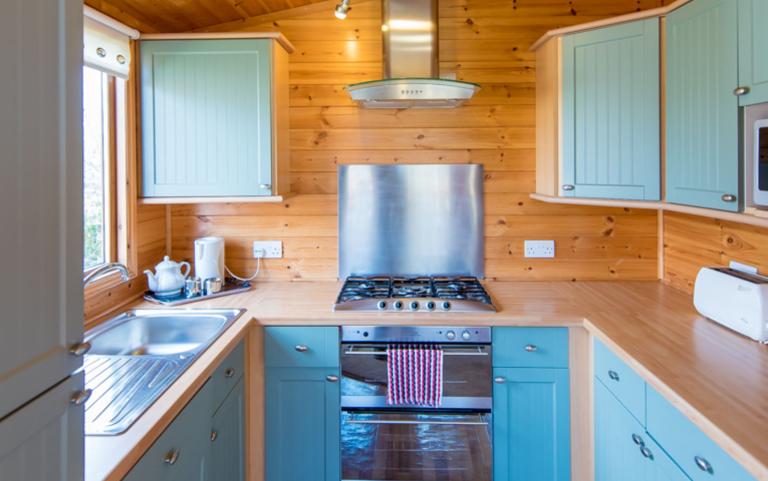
[[195, 237, 225, 283]]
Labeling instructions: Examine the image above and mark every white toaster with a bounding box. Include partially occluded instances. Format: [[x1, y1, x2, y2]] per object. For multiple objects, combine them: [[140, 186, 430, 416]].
[[694, 266, 768, 343]]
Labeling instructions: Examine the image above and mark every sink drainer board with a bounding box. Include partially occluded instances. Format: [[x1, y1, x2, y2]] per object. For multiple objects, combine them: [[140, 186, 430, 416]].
[[144, 278, 251, 306]]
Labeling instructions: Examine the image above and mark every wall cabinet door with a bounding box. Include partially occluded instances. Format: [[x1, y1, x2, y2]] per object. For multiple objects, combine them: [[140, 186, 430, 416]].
[[738, 0, 768, 106], [665, 0, 741, 211], [493, 367, 571, 481], [210, 378, 245, 481], [266, 367, 340, 481], [140, 39, 273, 198], [0, 374, 84, 481], [561, 19, 661, 201], [0, 0, 84, 419]]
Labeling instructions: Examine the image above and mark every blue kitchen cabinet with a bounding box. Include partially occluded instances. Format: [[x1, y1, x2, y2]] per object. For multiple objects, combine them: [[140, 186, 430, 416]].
[[140, 39, 275, 198], [492, 327, 571, 481], [265, 327, 340, 481], [665, 0, 741, 211], [595, 379, 690, 481], [210, 377, 245, 481], [493, 367, 571, 481], [561, 19, 661, 200], [738, 0, 768, 106]]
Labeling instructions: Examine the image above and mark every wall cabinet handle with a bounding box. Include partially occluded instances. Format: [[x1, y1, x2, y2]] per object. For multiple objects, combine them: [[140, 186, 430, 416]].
[[69, 341, 92, 357], [224, 367, 236, 378], [494, 376, 507, 384], [640, 446, 654, 460], [524, 344, 538, 352], [733, 86, 750, 96], [210, 430, 218, 442], [326, 375, 339, 382], [721, 194, 737, 203], [70, 389, 92, 406], [631, 433, 644, 446], [164, 449, 180, 465], [562, 184, 575, 191], [295, 345, 309, 352], [259, 183, 272, 190], [694, 456, 713, 473], [608, 370, 620, 382]]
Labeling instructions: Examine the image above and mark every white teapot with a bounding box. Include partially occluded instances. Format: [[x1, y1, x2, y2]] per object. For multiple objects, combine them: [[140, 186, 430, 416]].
[[144, 256, 190, 294]]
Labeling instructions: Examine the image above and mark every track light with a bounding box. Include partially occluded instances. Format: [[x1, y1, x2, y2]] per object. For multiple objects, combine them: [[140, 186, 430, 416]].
[[335, 0, 351, 19]]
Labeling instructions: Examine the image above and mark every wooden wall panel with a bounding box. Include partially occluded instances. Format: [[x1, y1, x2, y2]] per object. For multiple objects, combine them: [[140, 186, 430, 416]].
[[169, 0, 669, 282], [663, 212, 768, 293]]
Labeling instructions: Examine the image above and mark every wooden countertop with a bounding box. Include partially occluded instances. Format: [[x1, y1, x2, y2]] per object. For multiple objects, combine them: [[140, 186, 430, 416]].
[[86, 281, 768, 481]]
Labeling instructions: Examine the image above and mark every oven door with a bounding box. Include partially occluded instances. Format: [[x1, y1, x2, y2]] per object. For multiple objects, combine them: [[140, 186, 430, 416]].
[[341, 410, 493, 481], [340, 343, 492, 410]]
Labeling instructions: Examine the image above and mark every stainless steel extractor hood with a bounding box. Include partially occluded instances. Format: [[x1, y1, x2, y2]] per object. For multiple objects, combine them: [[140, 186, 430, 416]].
[[345, 0, 480, 109]]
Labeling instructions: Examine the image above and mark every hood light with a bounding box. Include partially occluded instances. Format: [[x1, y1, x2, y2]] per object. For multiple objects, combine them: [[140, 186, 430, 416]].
[[335, 0, 351, 19]]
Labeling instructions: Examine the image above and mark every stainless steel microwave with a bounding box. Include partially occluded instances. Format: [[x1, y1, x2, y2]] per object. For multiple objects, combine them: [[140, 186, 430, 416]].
[[755, 118, 768, 206]]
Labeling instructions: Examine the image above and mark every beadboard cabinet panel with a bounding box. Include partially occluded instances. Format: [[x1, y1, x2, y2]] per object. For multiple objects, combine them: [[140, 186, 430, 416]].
[[562, 19, 661, 201], [665, 0, 740, 212], [141, 39, 273, 198], [738, 0, 768, 106]]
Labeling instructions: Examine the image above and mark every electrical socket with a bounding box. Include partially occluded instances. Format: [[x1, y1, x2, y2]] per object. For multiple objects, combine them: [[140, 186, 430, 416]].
[[524, 240, 555, 258], [253, 240, 283, 259]]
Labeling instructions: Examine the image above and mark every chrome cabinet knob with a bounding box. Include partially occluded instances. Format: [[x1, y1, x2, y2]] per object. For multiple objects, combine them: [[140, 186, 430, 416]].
[[562, 184, 575, 191], [70, 389, 92, 406], [608, 370, 620, 382], [295, 345, 309, 352], [69, 341, 91, 357], [694, 456, 713, 473], [640, 446, 654, 460], [164, 449, 180, 465], [631, 433, 644, 446], [326, 375, 339, 382], [721, 194, 737, 202], [210, 430, 218, 442], [524, 344, 538, 352], [259, 183, 272, 190], [733, 86, 750, 96], [224, 367, 236, 378], [494, 376, 507, 384]]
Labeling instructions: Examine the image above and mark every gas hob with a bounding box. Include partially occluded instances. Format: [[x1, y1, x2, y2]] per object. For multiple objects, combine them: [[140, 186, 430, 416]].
[[333, 276, 496, 312]]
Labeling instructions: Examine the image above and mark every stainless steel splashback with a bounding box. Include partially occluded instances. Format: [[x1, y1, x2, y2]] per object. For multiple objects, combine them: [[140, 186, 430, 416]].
[[338, 164, 484, 279]]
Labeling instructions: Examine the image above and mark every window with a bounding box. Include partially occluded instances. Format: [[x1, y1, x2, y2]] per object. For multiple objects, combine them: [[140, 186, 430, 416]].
[[83, 66, 117, 271]]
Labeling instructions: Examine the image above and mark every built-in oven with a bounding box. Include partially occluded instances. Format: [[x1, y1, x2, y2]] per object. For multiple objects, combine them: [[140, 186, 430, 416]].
[[755, 118, 768, 206], [340, 326, 492, 481]]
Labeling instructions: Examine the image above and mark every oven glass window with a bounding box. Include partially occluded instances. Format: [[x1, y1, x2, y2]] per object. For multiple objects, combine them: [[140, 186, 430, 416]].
[[341, 411, 492, 481], [759, 126, 768, 191]]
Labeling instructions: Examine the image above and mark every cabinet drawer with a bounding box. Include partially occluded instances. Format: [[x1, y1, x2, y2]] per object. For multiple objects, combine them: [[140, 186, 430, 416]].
[[647, 387, 755, 481], [265, 327, 339, 368], [211, 341, 245, 411], [593, 339, 646, 423], [492, 328, 569, 368]]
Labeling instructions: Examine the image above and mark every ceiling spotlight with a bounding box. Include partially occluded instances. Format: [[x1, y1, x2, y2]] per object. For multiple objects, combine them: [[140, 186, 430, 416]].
[[335, 0, 351, 19]]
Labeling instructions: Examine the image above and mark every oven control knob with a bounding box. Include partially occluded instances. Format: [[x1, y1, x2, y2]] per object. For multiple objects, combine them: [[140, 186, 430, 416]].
[[441, 301, 451, 311], [446, 330, 456, 340], [393, 300, 404, 310], [377, 300, 387, 310], [426, 301, 436, 311], [461, 330, 471, 341], [409, 301, 419, 311]]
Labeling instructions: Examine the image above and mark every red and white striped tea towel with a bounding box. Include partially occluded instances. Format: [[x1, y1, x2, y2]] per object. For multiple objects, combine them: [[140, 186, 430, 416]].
[[386, 344, 443, 407]]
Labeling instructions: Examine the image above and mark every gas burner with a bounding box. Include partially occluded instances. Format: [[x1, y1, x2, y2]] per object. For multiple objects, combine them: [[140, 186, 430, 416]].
[[334, 276, 495, 312]]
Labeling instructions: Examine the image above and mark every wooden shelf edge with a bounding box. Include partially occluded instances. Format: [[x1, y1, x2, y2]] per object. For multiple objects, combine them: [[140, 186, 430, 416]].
[[530, 193, 768, 229], [138, 195, 285, 205], [530, 0, 692, 51], [139, 32, 295, 53]]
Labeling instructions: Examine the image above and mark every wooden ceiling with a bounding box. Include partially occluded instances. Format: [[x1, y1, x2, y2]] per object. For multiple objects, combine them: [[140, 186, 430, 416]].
[[85, 0, 331, 33]]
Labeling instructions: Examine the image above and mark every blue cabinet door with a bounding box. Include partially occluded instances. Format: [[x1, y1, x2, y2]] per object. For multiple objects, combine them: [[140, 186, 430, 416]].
[[665, 0, 741, 211], [738, 0, 768, 106], [210, 377, 245, 481], [493, 367, 571, 481], [561, 19, 661, 200], [140, 39, 273, 198], [266, 367, 340, 481]]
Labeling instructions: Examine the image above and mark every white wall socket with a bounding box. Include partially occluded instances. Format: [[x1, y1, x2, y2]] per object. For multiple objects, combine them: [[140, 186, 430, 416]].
[[524, 240, 555, 258], [253, 240, 283, 259]]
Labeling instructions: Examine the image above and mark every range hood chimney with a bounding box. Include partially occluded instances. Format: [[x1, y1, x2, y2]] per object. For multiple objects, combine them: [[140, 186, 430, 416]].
[[344, 0, 480, 109]]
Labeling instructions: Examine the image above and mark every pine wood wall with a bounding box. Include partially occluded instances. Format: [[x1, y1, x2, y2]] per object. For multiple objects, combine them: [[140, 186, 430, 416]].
[[169, 0, 672, 282]]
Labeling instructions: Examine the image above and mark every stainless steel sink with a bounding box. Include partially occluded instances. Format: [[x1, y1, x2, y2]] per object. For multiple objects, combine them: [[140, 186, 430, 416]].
[[83, 308, 245, 436]]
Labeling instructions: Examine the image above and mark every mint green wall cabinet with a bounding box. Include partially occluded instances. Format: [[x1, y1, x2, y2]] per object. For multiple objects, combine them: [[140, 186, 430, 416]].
[[738, 0, 768, 106], [492, 327, 571, 481], [665, 0, 741, 211], [210, 378, 245, 481], [140, 38, 290, 199], [265, 327, 340, 481], [561, 19, 661, 200]]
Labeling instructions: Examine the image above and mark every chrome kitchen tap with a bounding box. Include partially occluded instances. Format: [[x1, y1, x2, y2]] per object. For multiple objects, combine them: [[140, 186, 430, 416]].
[[83, 262, 130, 287]]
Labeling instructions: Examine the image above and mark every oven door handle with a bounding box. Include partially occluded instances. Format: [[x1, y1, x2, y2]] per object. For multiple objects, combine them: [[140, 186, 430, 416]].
[[346, 418, 489, 426], [343, 345, 488, 356]]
